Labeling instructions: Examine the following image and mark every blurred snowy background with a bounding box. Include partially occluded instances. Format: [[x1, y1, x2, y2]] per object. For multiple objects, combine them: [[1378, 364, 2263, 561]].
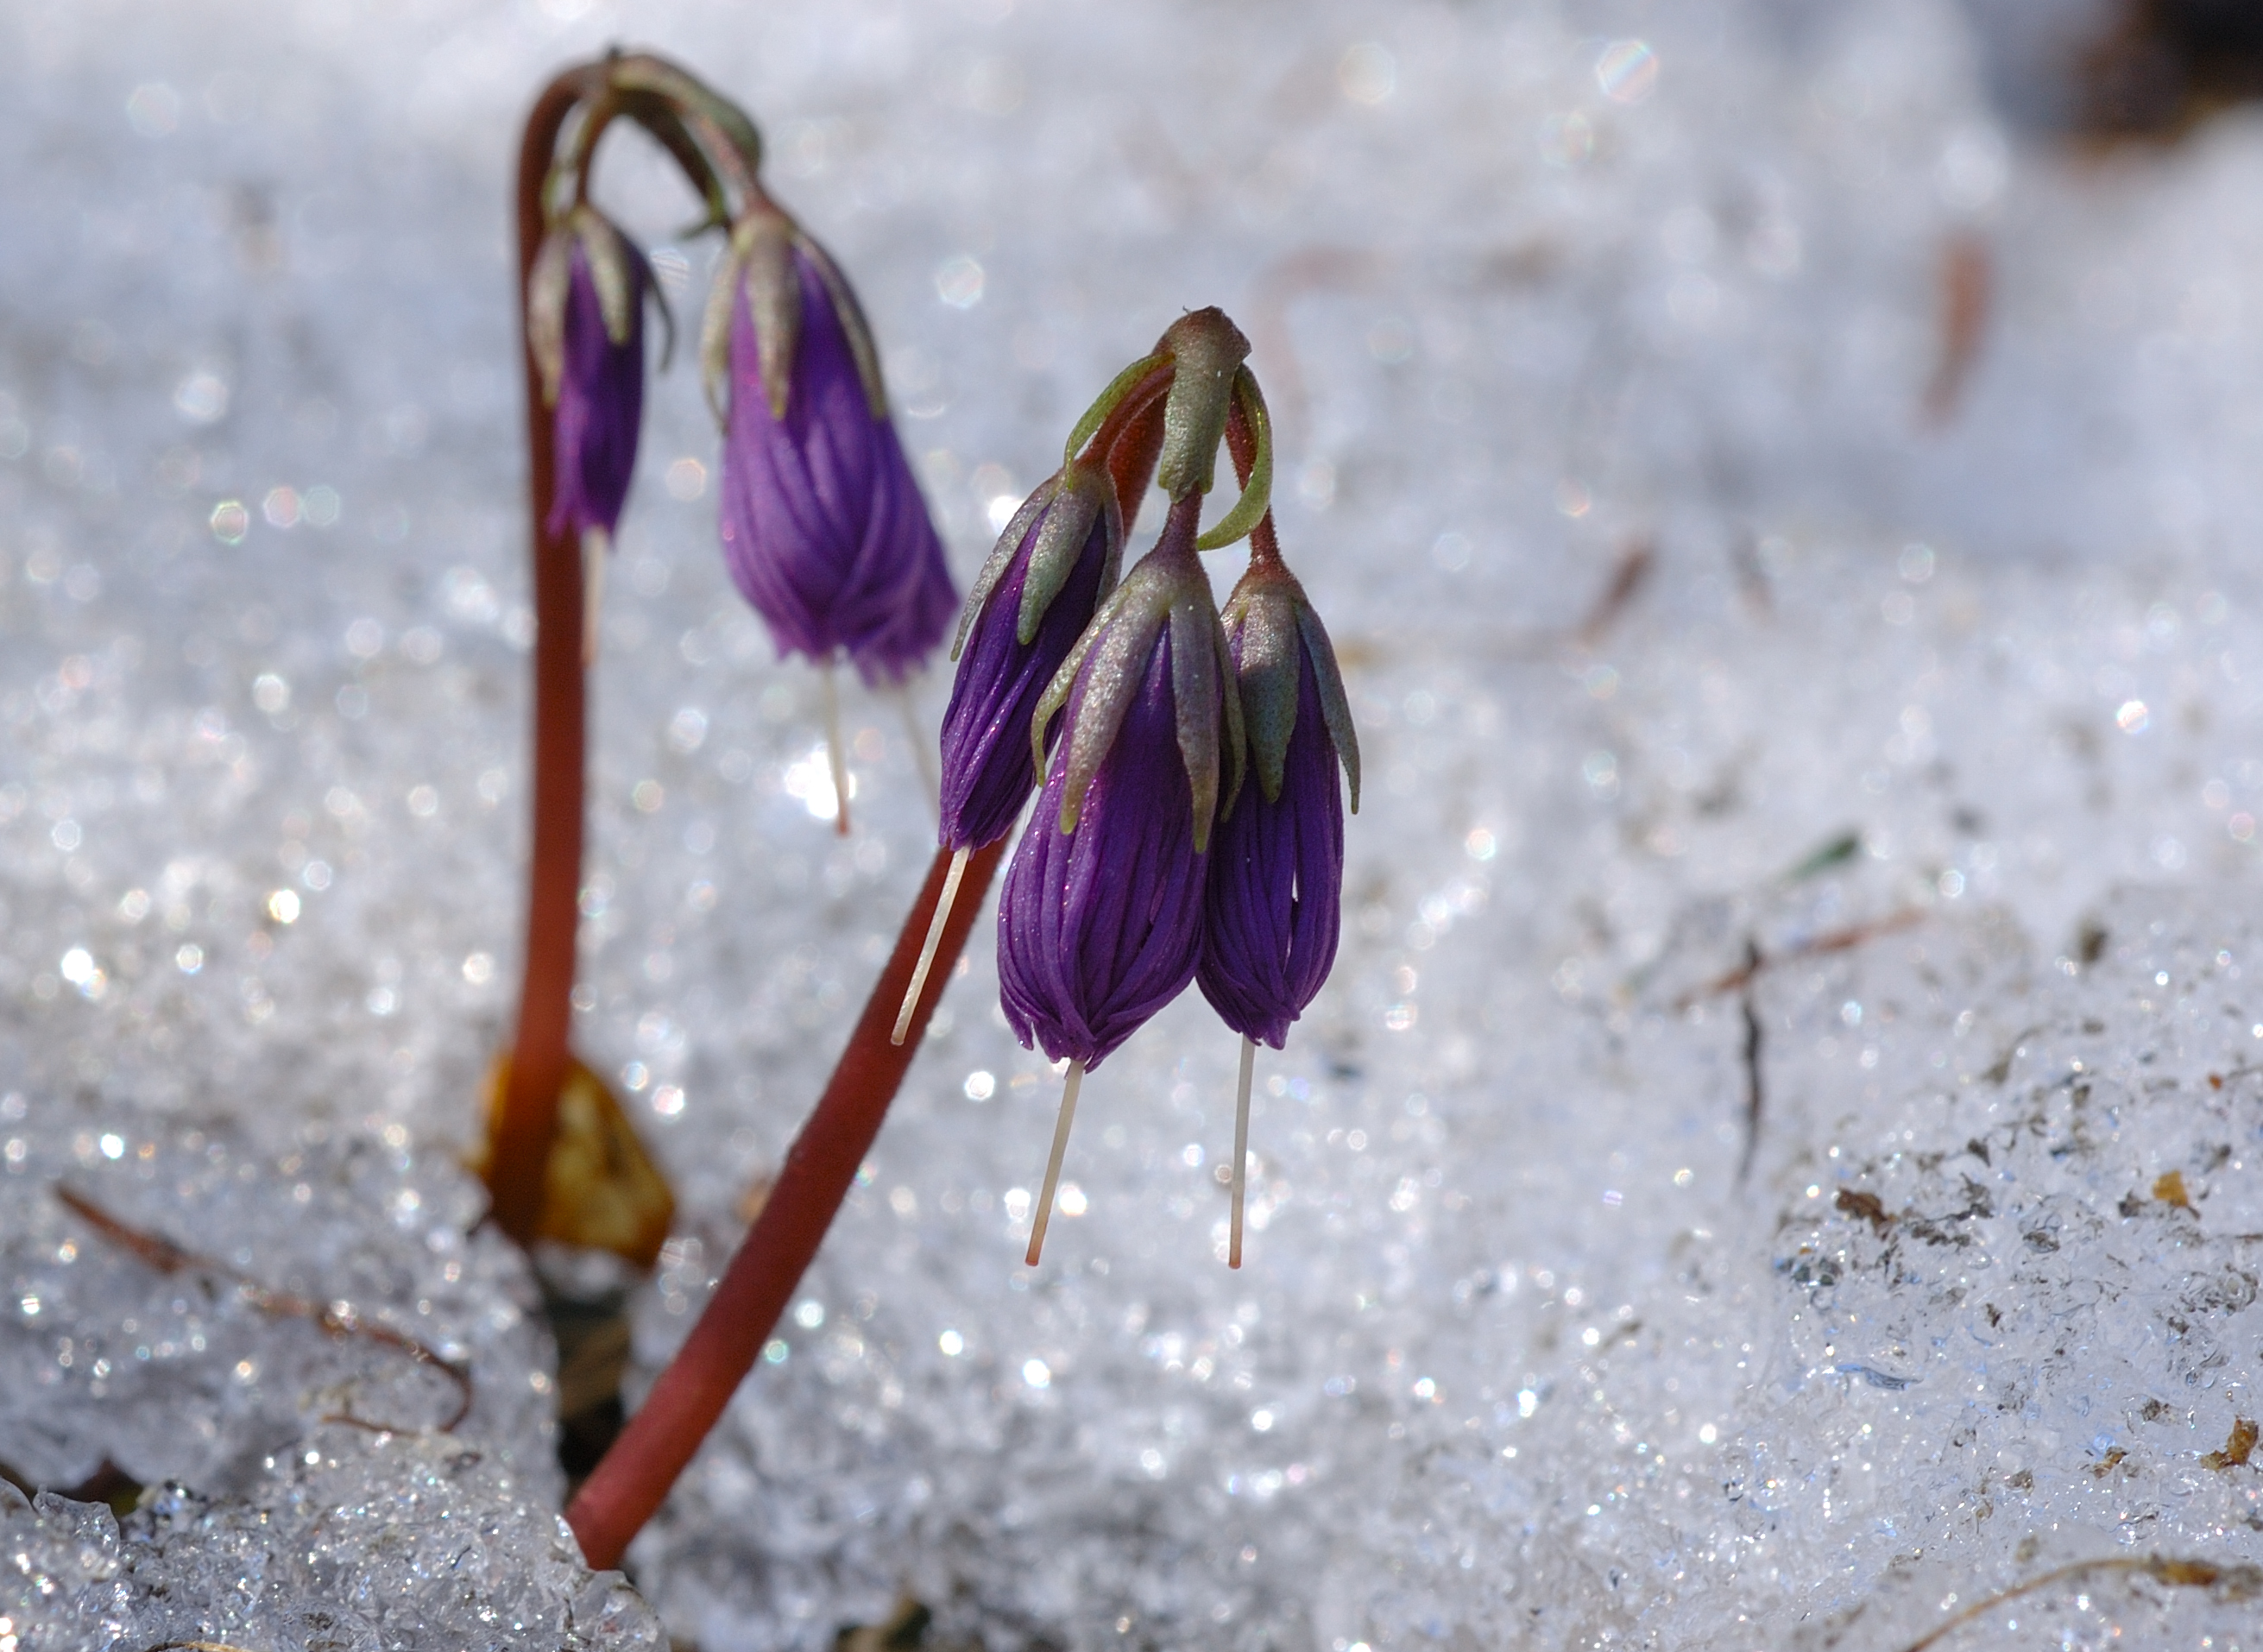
[[5, 0, 2263, 1647]]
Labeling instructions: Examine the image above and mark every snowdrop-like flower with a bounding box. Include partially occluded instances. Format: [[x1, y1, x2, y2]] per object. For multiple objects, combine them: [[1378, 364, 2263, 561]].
[[707, 205, 955, 687], [996, 500, 1240, 1075], [528, 205, 665, 664], [1196, 551, 1358, 1053], [528, 206, 654, 544]]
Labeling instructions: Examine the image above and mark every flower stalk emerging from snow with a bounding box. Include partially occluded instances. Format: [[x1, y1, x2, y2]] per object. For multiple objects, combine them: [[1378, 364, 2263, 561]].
[[487, 54, 988, 1575]]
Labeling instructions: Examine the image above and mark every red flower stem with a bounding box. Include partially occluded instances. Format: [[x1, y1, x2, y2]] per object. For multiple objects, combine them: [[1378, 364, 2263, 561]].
[[488, 66, 602, 1245], [1077, 361, 1172, 482], [1223, 388, 1283, 570], [566, 838, 1006, 1571], [1102, 389, 1169, 526]]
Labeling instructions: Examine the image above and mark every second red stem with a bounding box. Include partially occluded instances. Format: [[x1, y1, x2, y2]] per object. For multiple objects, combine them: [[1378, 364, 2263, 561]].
[[566, 838, 1005, 1570], [489, 69, 600, 1245]]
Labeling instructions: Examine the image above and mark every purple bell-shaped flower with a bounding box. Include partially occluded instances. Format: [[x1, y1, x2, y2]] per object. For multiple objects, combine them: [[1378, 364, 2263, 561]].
[[1197, 372, 1357, 1269], [1197, 542, 1358, 1264], [703, 202, 955, 832], [528, 206, 660, 662], [1197, 552, 1358, 1051], [708, 206, 955, 687]]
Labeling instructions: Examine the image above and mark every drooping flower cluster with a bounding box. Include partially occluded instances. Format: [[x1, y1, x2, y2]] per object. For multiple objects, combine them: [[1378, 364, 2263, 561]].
[[924, 308, 1358, 1267], [523, 59, 954, 812]]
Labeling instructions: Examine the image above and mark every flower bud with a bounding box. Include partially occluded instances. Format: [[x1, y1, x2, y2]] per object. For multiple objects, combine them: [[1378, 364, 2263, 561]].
[[529, 208, 654, 540]]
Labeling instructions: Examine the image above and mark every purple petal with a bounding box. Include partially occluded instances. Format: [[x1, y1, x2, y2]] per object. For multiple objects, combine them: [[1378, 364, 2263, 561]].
[[548, 245, 646, 539], [997, 626, 1207, 1070], [1196, 639, 1346, 1048], [937, 495, 1113, 850], [717, 249, 955, 683]]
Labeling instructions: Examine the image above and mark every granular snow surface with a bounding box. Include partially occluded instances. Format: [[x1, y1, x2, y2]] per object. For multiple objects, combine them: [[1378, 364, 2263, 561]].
[[3, 0, 2262, 1646]]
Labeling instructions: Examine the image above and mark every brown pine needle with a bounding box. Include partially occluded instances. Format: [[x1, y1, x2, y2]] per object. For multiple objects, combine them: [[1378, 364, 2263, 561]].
[[1894, 1554, 2263, 1652], [54, 1184, 473, 1433]]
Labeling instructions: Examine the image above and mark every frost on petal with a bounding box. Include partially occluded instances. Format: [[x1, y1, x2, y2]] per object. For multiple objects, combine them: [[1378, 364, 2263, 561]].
[[938, 486, 1116, 850], [998, 627, 1207, 1069], [1197, 643, 1346, 1048], [547, 244, 646, 540], [715, 249, 955, 679]]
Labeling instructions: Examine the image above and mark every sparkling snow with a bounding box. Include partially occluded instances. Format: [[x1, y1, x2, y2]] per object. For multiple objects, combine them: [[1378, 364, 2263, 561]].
[[4, 0, 2263, 1646]]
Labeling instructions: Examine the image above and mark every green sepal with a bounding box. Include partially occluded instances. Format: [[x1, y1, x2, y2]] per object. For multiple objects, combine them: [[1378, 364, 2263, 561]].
[[1220, 571, 1301, 804], [526, 225, 576, 407], [1031, 527, 1237, 850], [1018, 464, 1121, 646], [1033, 567, 1170, 835], [1195, 367, 1273, 552], [700, 209, 802, 425], [1295, 599, 1360, 813], [572, 208, 640, 348], [953, 476, 1059, 664]]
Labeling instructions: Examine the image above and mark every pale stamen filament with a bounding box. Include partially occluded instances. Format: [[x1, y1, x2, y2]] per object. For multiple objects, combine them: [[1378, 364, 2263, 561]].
[[1026, 1059, 1087, 1265], [892, 845, 970, 1045], [1231, 1035, 1254, 1268], [580, 526, 609, 666], [822, 657, 851, 837]]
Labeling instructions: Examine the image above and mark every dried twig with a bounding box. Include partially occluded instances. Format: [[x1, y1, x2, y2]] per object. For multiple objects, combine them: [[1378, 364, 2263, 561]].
[[1894, 1554, 2263, 1652], [1737, 939, 1764, 1182], [1573, 539, 1654, 649], [1674, 908, 1925, 1012], [1921, 230, 1991, 428], [54, 1185, 473, 1434]]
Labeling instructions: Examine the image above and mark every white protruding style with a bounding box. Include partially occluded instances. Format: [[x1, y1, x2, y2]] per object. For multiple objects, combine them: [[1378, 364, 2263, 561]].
[[581, 526, 608, 666], [892, 844, 970, 1044], [1231, 1034, 1254, 1268], [821, 658, 851, 836], [1026, 1058, 1086, 1265]]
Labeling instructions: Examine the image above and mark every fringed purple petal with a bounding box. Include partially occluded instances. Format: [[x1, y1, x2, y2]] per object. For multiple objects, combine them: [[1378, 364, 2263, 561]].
[[998, 627, 1207, 1070], [717, 249, 955, 682], [937, 500, 1113, 851], [548, 246, 646, 539], [1196, 640, 1346, 1048]]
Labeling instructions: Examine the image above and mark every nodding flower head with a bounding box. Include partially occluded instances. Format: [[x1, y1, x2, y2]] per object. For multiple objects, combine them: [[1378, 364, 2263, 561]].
[[936, 463, 1123, 853], [995, 497, 1244, 1069], [706, 203, 955, 685], [529, 206, 657, 542], [1196, 552, 1359, 1050]]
